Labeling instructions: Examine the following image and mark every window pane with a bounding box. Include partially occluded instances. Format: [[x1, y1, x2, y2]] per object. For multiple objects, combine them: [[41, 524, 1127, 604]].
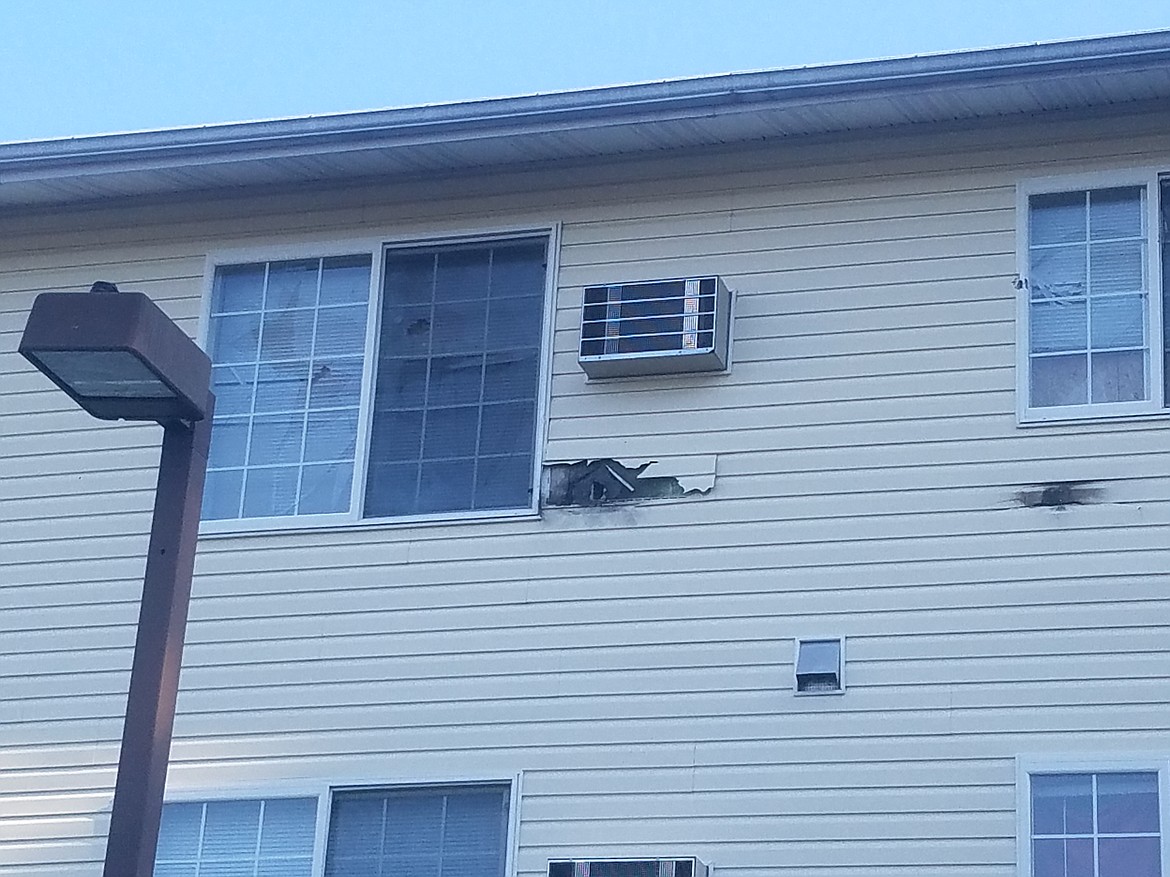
[[1090, 187, 1144, 240], [316, 304, 368, 356], [208, 418, 248, 468], [259, 798, 318, 858], [1034, 838, 1092, 877], [482, 350, 540, 403], [490, 242, 547, 298], [211, 313, 262, 363], [435, 249, 490, 302], [1091, 240, 1146, 295], [428, 355, 483, 407], [1031, 192, 1086, 246], [368, 241, 544, 518], [248, 414, 304, 466], [487, 296, 544, 350], [377, 358, 428, 409], [298, 463, 353, 515], [1098, 772, 1161, 834], [418, 459, 475, 513], [1031, 354, 1088, 408], [1092, 350, 1146, 403], [1031, 300, 1087, 353], [155, 802, 202, 862], [260, 309, 315, 360], [1090, 295, 1145, 349], [203, 256, 369, 522], [475, 455, 533, 510], [267, 260, 319, 310], [1031, 245, 1087, 299], [423, 407, 479, 459], [1099, 837, 1162, 877], [304, 409, 359, 462], [213, 264, 266, 313], [479, 402, 535, 457], [202, 469, 244, 520], [211, 364, 256, 417], [369, 409, 424, 463], [1033, 774, 1094, 835], [364, 462, 420, 517], [432, 300, 488, 354], [242, 466, 299, 517], [254, 360, 310, 413], [326, 787, 508, 877], [310, 356, 365, 410], [320, 255, 373, 306], [203, 800, 261, 859], [156, 799, 318, 877]]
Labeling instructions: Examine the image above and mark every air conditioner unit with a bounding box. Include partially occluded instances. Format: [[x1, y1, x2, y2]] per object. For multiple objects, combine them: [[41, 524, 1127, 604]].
[[548, 858, 709, 877], [578, 276, 731, 378]]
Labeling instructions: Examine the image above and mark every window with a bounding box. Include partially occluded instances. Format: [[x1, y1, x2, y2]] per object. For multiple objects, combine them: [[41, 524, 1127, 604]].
[[201, 236, 549, 528], [794, 637, 844, 695], [325, 785, 510, 877], [1023, 769, 1165, 877], [154, 796, 318, 876], [1018, 175, 1168, 421], [155, 784, 511, 877]]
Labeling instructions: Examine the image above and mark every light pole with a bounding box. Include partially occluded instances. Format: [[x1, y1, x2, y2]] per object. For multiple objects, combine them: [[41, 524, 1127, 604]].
[[20, 283, 214, 877]]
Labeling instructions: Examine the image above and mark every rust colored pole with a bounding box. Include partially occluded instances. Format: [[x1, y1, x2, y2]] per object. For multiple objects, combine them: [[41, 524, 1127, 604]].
[[102, 404, 212, 877]]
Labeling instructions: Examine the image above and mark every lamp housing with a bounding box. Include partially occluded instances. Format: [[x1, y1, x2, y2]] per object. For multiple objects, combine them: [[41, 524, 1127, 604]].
[[19, 291, 211, 423]]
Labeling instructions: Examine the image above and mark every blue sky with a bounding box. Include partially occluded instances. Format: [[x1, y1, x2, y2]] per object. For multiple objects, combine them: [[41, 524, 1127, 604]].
[[2, 0, 1170, 143]]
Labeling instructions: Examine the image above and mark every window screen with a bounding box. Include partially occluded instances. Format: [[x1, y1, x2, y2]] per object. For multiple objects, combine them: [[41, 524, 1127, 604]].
[[365, 240, 546, 517], [154, 797, 318, 877], [325, 784, 510, 877]]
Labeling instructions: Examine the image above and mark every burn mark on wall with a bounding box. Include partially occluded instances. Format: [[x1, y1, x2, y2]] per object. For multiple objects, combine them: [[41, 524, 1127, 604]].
[[1015, 481, 1102, 509], [544, 459, 711, 507]]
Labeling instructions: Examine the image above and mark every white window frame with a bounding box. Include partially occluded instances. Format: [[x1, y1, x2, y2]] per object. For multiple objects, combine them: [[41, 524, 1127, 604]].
[[197, 224, 560, 536], [1016, 168, 1166, 425], [793, 635, 845, 696], [160, 773, 522, 877], [1016, 755, 1170, 877]]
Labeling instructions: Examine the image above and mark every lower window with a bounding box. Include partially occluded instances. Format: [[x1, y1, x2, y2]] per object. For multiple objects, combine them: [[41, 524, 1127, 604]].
[[155, 783, 511, 877], [1023, 767, 1165, 877]]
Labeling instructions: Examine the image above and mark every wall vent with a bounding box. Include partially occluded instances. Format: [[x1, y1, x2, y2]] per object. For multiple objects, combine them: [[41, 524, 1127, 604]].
[[549, 859, 709, 877], [578, 276, 731, 378], [794, 637, 844, 695]]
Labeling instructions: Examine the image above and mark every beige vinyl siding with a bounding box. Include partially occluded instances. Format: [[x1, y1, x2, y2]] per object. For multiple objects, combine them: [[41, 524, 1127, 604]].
[[3, 109, 1170, 876]]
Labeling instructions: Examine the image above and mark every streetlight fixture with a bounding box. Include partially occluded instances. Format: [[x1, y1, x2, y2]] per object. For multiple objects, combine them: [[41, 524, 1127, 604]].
[[20, 282, 215, 877]]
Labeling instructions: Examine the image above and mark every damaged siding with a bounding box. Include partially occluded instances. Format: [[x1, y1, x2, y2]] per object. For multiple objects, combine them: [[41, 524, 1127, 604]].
[[3, 110, 1170, 877]]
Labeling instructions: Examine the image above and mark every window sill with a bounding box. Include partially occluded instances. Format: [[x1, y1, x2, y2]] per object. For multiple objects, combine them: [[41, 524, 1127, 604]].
[[198, 506, 541, 539], [1018, 406, 1170, 427]]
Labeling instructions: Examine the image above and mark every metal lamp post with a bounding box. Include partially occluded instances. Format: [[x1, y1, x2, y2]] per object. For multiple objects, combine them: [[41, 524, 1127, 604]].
[[19, 283, 215, 877]]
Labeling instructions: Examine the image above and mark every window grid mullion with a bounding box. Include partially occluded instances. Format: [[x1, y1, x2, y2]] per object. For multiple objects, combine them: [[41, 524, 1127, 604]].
[[378, 795, 389, 877], [237, 263, 272, 518], [413, 254, 439, 512], [1091, 773, 1100, 877], [195, 801, 208, 877], [438, 792, 449, 877], [252, 798, 266, 877], [472, 249, 494, 510], [291, 259, 325, 515]]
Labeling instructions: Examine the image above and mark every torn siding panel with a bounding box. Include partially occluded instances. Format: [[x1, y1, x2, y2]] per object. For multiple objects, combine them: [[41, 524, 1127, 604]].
[[543, 455, 717, 506]]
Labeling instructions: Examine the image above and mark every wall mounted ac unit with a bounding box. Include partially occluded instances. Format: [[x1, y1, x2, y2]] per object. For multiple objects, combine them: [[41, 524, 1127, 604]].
[[548, 858, 709, 877], [578, 276, 731, 378]]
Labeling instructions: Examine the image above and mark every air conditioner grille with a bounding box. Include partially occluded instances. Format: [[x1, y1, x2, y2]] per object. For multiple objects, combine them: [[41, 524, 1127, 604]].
[[578, 276, 731, 377], [549, 858, 706, 877]]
